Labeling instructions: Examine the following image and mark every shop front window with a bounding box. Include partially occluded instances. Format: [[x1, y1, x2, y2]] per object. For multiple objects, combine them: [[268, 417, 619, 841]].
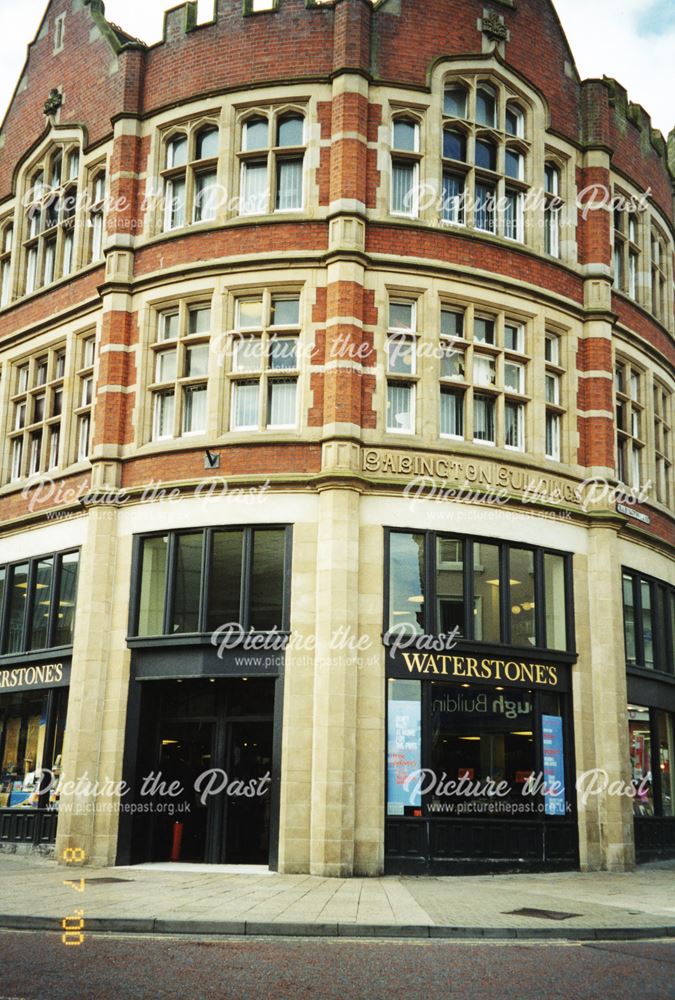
[[622, 569, 674, 674], [386, 679, 422, 816], [436, 537, 464, 636], [134, 526, 289, 637], [0, 688, 67, 809], [430, 684, 535, 807], [6, 563, 29, 655], [171, 533, 203, 634], [29, 558, 54, 650], [387, 531, 573, 652], [656, 710, 674, 818], [628, 705, 655, 816], [0, 551, 79, 655], [207, 530, 244, 631], [387, 532, 426, 636], [472, 542, 501, 643], [509, 547, 536, 647]]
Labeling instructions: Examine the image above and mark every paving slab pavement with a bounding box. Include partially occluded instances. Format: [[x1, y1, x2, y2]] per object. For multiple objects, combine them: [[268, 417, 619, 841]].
[[0, 853, 673, 940]]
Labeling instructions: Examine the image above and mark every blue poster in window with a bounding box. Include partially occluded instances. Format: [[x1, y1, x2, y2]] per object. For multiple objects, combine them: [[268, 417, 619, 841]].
[[387, 699, 422, 815], [542, 714, 566, 816]]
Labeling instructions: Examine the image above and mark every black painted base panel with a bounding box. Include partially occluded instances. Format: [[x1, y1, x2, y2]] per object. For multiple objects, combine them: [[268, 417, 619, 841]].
[[0, 808, 58, 846], [385, 817, 579, 875], [635, 817, 675, 862]]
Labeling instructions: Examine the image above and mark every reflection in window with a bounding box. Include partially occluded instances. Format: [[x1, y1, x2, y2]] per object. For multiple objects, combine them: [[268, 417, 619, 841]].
[[623, 574, 636, 664], [136, 528, 287, 636], [472, 542, 500, 642], [656, 710, 674, 818], [436, 537, 464, 635], [137, 536, 168, 636], [628, 705, 654, 816], [54, 552, 79, 646], [388, 533, 425, 635], [249, 529, 285, 630], [509, 548, 535, 646], [431, 683, 534, 805], [0, 688, 68, 809], [6, 563, 29, 654], [30, 558, 54, 650], [172, 533, 203, 633], [641, 580, 654, 669], [208, 530, 244, 631], [544, 554, 567, 651]]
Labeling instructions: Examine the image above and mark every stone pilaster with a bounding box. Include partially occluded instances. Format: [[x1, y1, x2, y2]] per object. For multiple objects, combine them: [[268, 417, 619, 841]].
[[55, 505, 132, 866], [573, 525, 635, 871], [309, 487, 361, 876]]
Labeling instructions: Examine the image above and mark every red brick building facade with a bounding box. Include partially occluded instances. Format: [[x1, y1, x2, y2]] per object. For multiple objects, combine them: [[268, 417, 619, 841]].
[[0, 0, 673, 875]]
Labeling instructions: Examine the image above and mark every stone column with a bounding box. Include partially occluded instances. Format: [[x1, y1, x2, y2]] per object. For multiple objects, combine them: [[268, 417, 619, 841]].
[[309, 486, 361, 876], [55, 504, 131, 867], [573, 525, 635, 871]]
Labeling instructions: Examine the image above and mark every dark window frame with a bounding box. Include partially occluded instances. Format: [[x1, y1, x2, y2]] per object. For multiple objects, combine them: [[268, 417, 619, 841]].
[[384, 529, 575, 656], [128, 524, 292, 641], [0, 547, 80, 658], [623, 567, 675, 676]]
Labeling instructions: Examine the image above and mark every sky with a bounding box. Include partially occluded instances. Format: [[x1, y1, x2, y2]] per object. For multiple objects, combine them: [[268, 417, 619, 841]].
[[0, 0, 673, 136]]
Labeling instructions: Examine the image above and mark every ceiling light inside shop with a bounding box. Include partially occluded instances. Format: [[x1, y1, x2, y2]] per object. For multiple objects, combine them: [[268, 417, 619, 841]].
[[408, 595, 424, 604], [511, 731, 533, 737]]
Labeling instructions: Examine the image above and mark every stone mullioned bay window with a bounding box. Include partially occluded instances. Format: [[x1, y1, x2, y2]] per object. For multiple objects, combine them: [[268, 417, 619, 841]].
[[238, 110, 306, 216], [8, 347, 66, 482], [653, 381, 673, 508], [23, 145, 80, 294], [612, 198, 642, 301], [440, 76, 529, 241], [650, 225, 671, 329], [161, 121, 220, 231], [0, 145, 106, 308], [384, 296, 566, 460], [4, 331, 98, 484], [230, 292, 300, 432], [145, 290, 301, 442], [614, 358, 645, 490], [0, 221, 13, 308], [151, 303, 212, 441]]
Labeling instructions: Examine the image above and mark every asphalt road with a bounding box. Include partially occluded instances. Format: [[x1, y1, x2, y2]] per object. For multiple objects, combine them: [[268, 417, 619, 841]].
[[1, 932, 674, 1000]]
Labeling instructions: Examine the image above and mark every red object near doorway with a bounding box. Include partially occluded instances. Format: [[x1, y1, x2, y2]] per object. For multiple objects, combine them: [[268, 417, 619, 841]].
[[171, 821, 184, 862]]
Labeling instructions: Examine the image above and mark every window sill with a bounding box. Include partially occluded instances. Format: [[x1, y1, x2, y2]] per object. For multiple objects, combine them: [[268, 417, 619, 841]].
[[0, 646, 74, 667], [627, 664, 675, 685], [382, 636, 577, 663], [127, 632, 289, 649]]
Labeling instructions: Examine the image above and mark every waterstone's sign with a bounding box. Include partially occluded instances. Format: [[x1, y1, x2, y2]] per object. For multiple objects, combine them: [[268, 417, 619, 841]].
[[395, 652, 565, 690], [0, 660, 70, 693]]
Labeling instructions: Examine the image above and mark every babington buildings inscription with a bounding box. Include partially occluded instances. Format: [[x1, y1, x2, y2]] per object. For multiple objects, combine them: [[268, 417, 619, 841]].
[[362, 448, 582, 507]]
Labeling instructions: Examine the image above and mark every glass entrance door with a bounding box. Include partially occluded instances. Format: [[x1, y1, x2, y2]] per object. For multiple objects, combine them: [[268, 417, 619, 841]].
[[153, 719, 214, 863], [223, 720, 273, 863], [140, 678, 275, 865]]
